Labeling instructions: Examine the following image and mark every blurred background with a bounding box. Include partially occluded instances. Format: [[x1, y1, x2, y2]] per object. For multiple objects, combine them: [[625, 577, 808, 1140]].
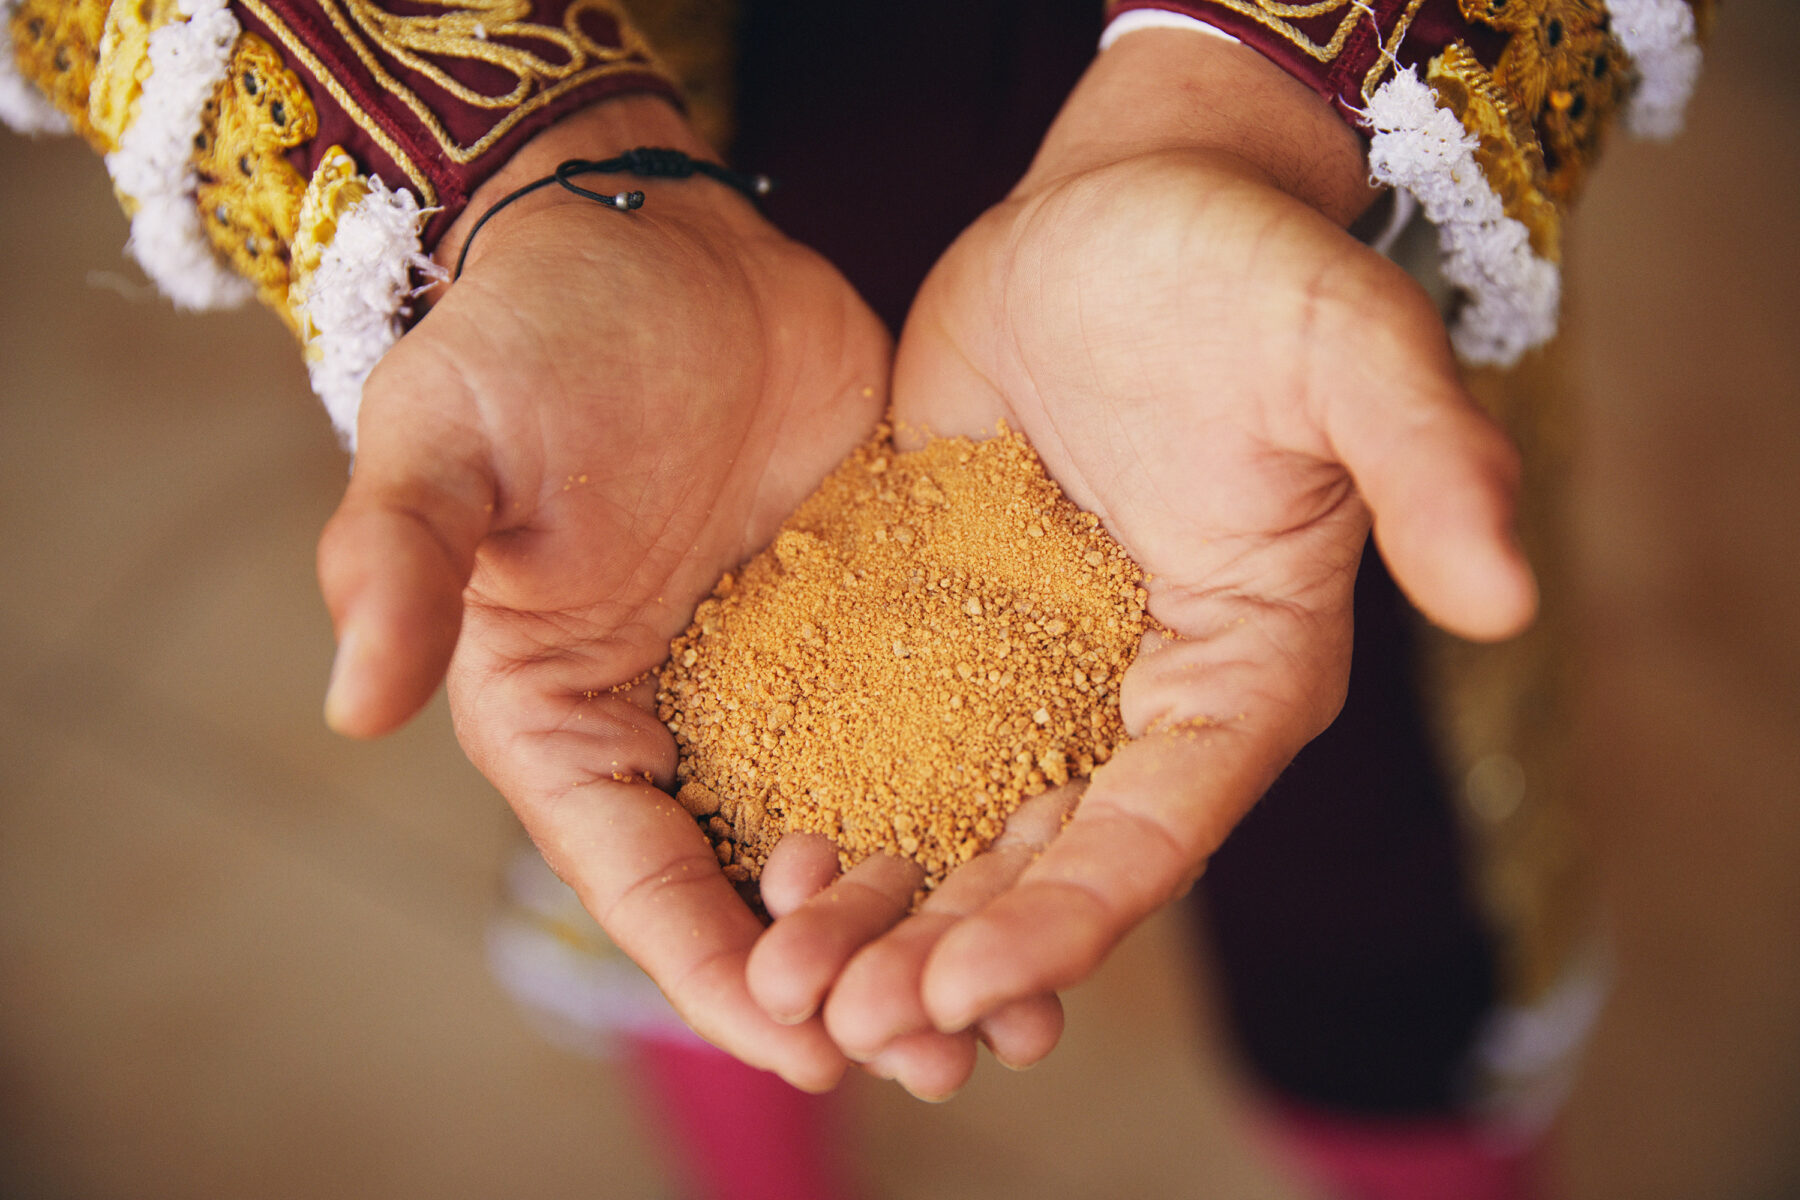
[[2, 0, 1796, 1196]]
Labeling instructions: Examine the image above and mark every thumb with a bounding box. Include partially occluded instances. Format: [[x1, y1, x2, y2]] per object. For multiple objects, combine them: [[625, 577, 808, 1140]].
[[317, 380, 496, 738], [1325, 299, 1538, 642]]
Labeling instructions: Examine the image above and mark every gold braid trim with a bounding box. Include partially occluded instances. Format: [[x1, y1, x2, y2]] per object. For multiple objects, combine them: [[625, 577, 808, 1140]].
[[8, 0, 683, 393], [340, 0, 653, 110], [1176, 0, 1369, 64], [1362, 0, 1430, 97], [1104, 0, 1638, 255], [317, 0, 673, 165]]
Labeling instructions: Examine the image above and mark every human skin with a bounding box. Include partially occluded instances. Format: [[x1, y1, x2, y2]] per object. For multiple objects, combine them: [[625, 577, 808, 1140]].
[[745, 27, 1538, 1100], [316, 28, 1535, 1098], [315, 89, 1123, 1091], [312, 93, 894, 1089]]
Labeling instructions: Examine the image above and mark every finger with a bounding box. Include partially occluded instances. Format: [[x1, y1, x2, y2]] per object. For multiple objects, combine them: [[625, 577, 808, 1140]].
[[462, 677, 849, 1091], [1322, 287, 1537, 641], [921, 617, 1323, 1033], [920, 735, 1236, 1033], [824, 787, 1078, 1059], [865, 1028, 981, 1103], [757, 832, 846, 919], [316, 363, 495, 738], [747, 853, 923, 1027], [543, 788, 848, 1091], [1345, 396, 1536, 641], [826, 911, 961, 1059], [977, 993, 1065, 1071]]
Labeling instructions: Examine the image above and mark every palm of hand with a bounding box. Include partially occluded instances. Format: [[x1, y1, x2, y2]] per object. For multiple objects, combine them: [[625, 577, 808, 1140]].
[[322, 195, 889, 1088], [433, 200, 883, 609], [753, 152, 1534, 1096], [901, 152, 1412, 623], [891, 150, 1459, 774]]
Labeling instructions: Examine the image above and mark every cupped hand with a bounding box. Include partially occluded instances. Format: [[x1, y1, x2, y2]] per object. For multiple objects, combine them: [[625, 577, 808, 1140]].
[[314, 96, 889, 1090], [749, 30, 1537, 1098]]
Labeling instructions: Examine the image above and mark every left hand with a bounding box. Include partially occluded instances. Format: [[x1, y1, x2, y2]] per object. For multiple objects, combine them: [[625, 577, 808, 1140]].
[[314, 96, 890, 1090], [747, 28, 1538, 1098]]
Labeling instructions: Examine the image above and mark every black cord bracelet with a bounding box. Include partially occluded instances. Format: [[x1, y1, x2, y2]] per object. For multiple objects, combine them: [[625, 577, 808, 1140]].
[[452, 147, 773, 280]]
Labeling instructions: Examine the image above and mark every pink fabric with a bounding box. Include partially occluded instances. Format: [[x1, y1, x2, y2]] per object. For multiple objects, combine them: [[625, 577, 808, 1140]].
[[625, 1034, 856, 1200], [1257, 1100, 1541, 1200]]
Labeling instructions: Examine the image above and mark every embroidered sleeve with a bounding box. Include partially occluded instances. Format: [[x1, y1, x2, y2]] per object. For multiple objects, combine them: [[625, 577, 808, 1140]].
[[1103, 0, 1710, 366], [2, 0, 680, 445]]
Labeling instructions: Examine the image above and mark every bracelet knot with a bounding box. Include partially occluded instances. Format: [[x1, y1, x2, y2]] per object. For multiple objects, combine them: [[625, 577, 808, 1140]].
[[619, 146, 699, 178], [453, 147, 772, 281]]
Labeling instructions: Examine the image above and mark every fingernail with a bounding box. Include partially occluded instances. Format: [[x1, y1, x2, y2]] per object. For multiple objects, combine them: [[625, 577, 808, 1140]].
[[899, 1078, 957, 1104], [990, 1048, 1033, 1072], [768, 1004, 816, 1027], [784, 1071, 842, 1095], [323, 627, 360, 734], [975, 1030, 1028, 1071]]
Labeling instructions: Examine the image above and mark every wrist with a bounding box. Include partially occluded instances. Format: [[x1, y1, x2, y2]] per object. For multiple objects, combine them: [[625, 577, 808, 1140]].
[[434, 93, 760, 277], [1020, 27, 1378, 226]]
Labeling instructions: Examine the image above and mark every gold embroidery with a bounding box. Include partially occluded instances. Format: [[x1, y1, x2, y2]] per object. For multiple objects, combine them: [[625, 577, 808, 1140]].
[[235, 0, 437, 205], [1461, 0, 1630, 204], [343, 0, 650, 109], [89, 0, 183, 151], [1426, 44, 1562, 259], [290, 146, 374, 355], [318, 0, 673, 165], [1419, 0, 1630, 259], [8, 0, 111, 148], [193, 34, 319, 327]]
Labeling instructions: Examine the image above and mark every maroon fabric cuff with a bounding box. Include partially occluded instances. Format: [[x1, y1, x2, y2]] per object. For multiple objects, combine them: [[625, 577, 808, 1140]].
[[1106, 0, 1506, 131], [235, 1, 681, 248]]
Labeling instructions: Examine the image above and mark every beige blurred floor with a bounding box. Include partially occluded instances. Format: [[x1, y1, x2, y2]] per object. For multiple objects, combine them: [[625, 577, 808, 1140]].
[[2, 4, 1797, 1197]]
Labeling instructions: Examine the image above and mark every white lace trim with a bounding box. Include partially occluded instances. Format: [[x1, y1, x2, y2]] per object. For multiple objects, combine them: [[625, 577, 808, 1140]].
[[1609, 0, 1703, 139], [293, 178, 439, 450], [103, 0, 250, 310], [1100, 9, 1243, 51], [1363, 68, 1560, 366], [0, 0, 71, 134]]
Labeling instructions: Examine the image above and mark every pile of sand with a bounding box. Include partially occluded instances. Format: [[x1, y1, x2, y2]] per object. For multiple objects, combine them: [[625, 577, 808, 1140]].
[[656, 428, 1147, 891]]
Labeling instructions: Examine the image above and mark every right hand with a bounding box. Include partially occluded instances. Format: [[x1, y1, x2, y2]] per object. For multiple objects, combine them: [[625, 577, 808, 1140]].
[[746, 29, 1538, 1099], [314, 95, 889, 1091]]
